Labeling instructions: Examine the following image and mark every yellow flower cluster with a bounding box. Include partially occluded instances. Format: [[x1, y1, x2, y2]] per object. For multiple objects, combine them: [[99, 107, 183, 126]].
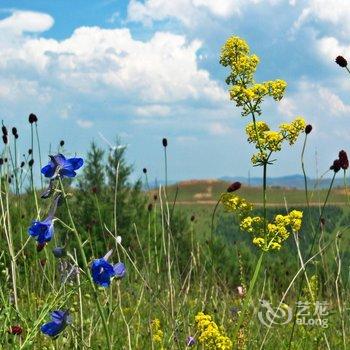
[[151, 319, 163, 343], [220, 193, 253, 216], [280, 117, 306, 145], [245, 117, 306, 164], [265, 80, 287, 101], [220, 36, 287, 116], [240, 210, 303, 251], [195, 312, 233, 350]]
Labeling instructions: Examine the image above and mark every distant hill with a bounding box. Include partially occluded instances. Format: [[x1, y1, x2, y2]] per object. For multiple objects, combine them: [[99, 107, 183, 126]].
[[220, 174, 345, 189], [147, 174, 345, 190], [147, 178, 348, 206]]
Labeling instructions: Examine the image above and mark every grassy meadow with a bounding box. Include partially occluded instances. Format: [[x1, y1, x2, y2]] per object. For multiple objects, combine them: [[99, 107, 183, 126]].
[[2, 35, 350, 350]]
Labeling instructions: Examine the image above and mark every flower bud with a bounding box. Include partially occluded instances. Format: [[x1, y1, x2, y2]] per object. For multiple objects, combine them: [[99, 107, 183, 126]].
[[186, 336, 196, 346], [336, 55, 348, 68], [227, 181, 241, 192], [8, 325, 23, 335], [28, 113, 38, 124], [162, 138, 168, 147], [330, 159, 341, 172], [305, 124, 312, 134], [52, 247, 66, 258], [339, 150, 349, 170], [37, 242, 46, 252]]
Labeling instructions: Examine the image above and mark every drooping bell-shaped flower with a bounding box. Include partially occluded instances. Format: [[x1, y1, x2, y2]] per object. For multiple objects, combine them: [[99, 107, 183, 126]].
[[41, 154, 83, 179], [91, 250, 126, 287]]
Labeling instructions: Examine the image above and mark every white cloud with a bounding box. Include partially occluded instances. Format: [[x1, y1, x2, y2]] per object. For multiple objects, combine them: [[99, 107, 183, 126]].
[[316, 36, 350, 65], [0, 10, 54, 34], [176, 136, 197, 143], [135, 104, 171, 117], [76, 119, 94, 128], [208, 122, 232, 135], [0, 11, 226, 111], [293, 0, 350, 35], [127, 0, 282, 26], [278, 79, 350, 118]]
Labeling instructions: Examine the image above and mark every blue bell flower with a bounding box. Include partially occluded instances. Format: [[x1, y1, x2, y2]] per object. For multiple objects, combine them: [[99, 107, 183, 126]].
[[41, 310, 71, 338], [41, 154, 83, 178]]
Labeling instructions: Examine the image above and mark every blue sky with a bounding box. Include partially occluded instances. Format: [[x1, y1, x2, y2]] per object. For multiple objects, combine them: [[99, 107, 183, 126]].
[[1, 0, 350, 182]]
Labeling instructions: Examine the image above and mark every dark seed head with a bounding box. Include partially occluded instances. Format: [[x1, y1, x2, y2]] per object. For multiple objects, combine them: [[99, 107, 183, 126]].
[[28, 149, 32, 155], [4, 158, 7, 163], [28, 113, 38, 124], [190, 215, 195, 222], [143, 168, 147, 174], [40, 259, 47, 267], [227, 181, 241, 193], [91, 187, 98, 194], [148, 203, 153, 212], [336, 55, 348, 68], [8, 325, 23, 335], [330, 159, 341, 173], [11, 127, 17, 136], [2, 135, 7, 144], [28, 159, 34, 167], [0, 158, 3, 165], [15, 134, 19, 139], [339, 150, 349, 170], [37, 242, 46, 252], [20, 161, 25, 168], [60, 140, 65, 147], [153, 194, 158, 201], [305, 124, 312, 134], [2, 125, 7, 135], [162, 138, 168, 147]]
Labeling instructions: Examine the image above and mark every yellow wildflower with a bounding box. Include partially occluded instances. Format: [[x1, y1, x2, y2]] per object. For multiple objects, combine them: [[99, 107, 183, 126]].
[[288, 210, 303, 231], [265, 79, 287, 101], [264, 131, 283, 151], [279, 117, 306, 145], [195, 312, 233, 350], [239, 210, 303, 251], [151, 319, 163, 344], [221, 193, 253, 217]]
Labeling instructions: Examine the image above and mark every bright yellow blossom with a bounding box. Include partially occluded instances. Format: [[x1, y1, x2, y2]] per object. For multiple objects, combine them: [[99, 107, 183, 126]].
[[239, 210, 303, 251], [279, 117, 306, 145], [151, 319, 163, 344], [221, 193, 253, 217], [195, 312, 233, 350]]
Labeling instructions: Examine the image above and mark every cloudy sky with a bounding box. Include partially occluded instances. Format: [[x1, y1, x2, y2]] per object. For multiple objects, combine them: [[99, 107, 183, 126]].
[[1, 0, 350, 182]]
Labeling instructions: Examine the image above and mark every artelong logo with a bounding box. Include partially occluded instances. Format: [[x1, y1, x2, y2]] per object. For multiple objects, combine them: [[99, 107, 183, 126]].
[[258, 299, 292, 327], [257, 299, 329, 328]]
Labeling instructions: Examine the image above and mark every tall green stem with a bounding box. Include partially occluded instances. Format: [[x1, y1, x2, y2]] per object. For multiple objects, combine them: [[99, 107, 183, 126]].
[[59, 179, 112, 349], [233, 252, 264, 345], [287, 172, 336, 349]]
